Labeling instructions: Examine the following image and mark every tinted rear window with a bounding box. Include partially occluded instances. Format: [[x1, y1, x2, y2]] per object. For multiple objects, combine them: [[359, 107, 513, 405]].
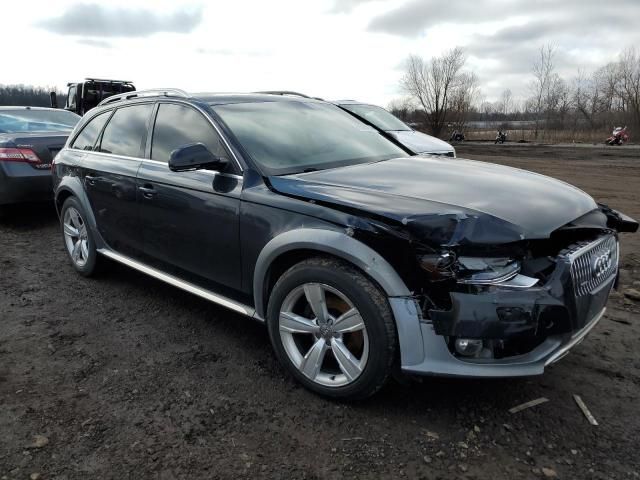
[[71, 111, 111, 150], [0, 109, 80, 133], [99, 104, 153, 157]]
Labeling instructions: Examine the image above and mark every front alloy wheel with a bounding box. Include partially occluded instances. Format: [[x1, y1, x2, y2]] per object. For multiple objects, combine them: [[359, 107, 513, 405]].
[[267, 257, 397, 400], [279, 283, 369, 387]]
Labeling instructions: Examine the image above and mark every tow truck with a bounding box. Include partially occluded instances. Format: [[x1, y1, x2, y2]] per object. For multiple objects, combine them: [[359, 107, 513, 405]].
[[50, 78, 135, 116]]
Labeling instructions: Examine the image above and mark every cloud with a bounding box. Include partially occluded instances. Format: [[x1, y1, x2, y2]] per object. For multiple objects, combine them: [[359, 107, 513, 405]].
[[78, 38, 112, 49], [464, 14, 640, 77], [196, 47, 268, 57], [329, 0, 379, 13], [368, 0, 495, 36], [38, 3, 203, 38], [367, 0, 640, 37]]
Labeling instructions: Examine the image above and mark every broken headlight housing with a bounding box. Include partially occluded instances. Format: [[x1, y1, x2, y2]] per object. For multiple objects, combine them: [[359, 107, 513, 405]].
[[417, 252, 521, 285], [456, 257, 520, 285]]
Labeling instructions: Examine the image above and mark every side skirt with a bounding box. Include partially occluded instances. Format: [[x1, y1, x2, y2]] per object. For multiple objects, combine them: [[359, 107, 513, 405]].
[[97, 249, 259, 320]]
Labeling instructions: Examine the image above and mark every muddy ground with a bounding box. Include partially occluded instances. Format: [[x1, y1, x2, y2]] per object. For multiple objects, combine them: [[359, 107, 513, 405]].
[[1, 143, 639, 479]]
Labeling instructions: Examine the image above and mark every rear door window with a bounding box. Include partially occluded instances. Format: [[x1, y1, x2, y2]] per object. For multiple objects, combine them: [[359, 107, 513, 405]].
[[99, 104, 153, 158], [150, 103, 229, 164], [70, 111, 111, 150]]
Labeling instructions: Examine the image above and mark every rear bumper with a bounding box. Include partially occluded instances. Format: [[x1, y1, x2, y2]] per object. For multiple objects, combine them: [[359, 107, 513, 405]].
[[393, 236, 618, 378], [0, 164, 53, 205]]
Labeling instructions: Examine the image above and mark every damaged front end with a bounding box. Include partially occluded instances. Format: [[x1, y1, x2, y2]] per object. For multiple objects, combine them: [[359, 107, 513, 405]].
[[267, 162, 638, 376], [399, 205, 637, 376]]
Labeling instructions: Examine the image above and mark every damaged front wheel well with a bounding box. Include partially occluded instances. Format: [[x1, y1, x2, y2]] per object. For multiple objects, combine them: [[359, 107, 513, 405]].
[[262, 249, 390, 317]]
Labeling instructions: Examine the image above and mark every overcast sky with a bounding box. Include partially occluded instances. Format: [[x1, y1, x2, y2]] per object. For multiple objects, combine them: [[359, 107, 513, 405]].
[[3, 0, 640, 107]]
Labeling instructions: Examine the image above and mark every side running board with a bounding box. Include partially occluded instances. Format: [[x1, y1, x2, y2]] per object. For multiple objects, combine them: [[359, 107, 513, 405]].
[[97, 249, 259, 319]]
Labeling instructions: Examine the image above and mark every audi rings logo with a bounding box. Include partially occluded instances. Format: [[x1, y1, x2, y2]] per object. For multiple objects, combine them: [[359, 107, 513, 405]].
[[591, 250, 613, 279]]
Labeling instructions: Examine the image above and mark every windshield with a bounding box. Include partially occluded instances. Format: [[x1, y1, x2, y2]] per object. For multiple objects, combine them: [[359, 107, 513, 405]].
[[0, 109, 80, 133], [340, 104, 411, 132], [213, 101, 406, 175]]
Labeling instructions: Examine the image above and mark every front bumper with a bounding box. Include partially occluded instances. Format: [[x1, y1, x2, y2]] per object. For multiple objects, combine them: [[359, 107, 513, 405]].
[[392, 235, 618, 377]]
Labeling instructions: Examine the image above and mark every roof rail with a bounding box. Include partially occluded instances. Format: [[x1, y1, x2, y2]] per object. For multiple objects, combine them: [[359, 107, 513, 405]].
[[98, 88, 190, 107], [255, 90, 324, 101], [256, 90, 312, 98]]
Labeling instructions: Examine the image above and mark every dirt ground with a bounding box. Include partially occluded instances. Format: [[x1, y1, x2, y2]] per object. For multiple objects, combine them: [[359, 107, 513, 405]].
[[1, 143, 639, 480]]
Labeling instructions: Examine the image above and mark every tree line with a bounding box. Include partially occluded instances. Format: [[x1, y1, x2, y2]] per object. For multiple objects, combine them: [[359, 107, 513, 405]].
[[0, 84, 67, 108], [391, 45, 640, 140]]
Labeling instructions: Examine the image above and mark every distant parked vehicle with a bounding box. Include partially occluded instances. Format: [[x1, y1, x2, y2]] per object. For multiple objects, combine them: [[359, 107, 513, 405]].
[[495, 130, 507, 144], [51, 78, 136, 116], [332, 100, 456, 157], [255, 93, 456, 157], [1, 107, 79, 211], [450, 130, 465, 142], [605, 126, 629, 145]]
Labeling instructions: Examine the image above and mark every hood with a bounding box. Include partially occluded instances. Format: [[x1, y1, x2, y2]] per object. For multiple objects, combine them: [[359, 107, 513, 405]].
[[389, 130, 454, 154], [268, 156, 599, 246]]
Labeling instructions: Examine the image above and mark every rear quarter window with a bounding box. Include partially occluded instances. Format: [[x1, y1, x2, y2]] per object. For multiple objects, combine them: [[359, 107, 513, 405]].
[[71, 111, 111, 150]]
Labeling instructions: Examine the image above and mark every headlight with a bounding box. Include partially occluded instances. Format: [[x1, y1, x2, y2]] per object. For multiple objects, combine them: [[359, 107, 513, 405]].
[[456, 257, 520, 285], [418, 252, 456, 279]]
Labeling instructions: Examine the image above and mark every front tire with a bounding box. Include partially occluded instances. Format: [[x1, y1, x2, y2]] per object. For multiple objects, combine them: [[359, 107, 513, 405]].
[[266, 256, 397, 400], [60, 197, 100, 276]]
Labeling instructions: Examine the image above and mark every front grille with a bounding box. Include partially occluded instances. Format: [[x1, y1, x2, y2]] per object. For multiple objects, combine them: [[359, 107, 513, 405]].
[[565, 235, 618, 297]]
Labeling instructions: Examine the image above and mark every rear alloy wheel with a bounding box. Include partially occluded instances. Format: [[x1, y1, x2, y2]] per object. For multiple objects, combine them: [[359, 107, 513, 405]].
[[63, 206, 89, 268], [267, 257, 397, 400], [60, 197, 99, 276]]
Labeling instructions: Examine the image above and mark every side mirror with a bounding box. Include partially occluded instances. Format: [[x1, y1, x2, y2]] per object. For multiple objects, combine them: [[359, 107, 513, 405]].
[[168, 143, 228, 172]]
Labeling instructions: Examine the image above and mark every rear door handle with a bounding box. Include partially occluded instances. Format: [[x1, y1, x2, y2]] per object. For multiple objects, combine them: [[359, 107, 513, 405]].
[[138, 184, 157, 198], [85, 175, 97, 186]]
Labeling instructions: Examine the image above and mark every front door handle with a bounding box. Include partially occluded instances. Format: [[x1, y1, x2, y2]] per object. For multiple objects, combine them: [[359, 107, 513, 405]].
[[138, 184, 157, 198]]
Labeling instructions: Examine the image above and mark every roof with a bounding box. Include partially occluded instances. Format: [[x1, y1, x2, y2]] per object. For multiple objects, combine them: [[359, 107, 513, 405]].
[[96, 90, 326, 109]]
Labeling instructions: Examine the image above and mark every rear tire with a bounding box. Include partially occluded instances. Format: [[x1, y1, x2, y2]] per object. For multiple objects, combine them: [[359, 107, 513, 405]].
[[60, 197, 100, 277], [266, 256, 397, 400]]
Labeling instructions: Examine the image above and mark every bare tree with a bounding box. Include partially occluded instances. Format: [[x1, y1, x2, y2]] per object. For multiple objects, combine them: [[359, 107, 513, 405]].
[[448, 72, 480, 130], [500, 88, 513, 116], [572, 69, 599, 129], [530, 44, 556, 139], [387, 97, 415, 123], [401, 47, 467, 136], [391, 42, 640, 141], [619, 47, 640, 129]]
